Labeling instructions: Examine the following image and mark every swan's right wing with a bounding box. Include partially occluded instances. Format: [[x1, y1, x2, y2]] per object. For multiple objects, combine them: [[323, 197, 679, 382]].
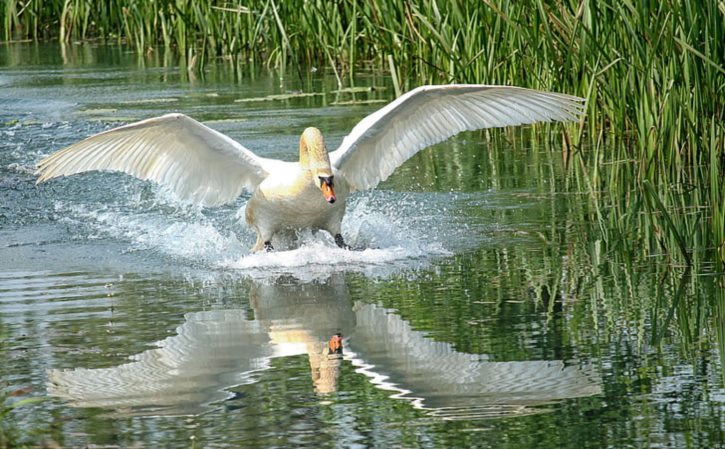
[[36, 113, 274, 207]]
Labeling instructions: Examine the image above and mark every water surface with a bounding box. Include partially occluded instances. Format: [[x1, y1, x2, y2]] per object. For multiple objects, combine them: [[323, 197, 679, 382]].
[[0, 43, 721, 448]]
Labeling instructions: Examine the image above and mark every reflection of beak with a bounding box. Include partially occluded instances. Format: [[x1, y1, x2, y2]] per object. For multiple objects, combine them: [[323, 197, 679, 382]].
[[328, 333, 343, 354], [321, 180, 336, 204]]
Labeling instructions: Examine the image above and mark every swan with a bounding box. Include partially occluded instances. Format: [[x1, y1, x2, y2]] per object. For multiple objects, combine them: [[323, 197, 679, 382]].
[[35, 85, 584, 251]]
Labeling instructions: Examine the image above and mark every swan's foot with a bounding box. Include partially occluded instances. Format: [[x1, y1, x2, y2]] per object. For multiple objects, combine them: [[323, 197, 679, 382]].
[[334, 234, 350, 250], [263, 241, 274, 252]]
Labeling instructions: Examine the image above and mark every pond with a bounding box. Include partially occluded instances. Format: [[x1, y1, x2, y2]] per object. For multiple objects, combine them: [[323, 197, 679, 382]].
[[0, 43, 722, 448]]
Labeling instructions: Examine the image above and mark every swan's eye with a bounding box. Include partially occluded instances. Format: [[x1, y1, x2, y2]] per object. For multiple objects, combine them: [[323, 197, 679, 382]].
[[319, 176, 334, 187]]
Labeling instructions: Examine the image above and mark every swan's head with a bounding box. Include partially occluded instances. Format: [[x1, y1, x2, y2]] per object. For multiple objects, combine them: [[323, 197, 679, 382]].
[[300, 127, 336, 204]]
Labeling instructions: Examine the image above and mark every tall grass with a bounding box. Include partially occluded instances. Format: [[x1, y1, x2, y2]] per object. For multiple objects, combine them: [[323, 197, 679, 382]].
[[1, 1, 723, 358]]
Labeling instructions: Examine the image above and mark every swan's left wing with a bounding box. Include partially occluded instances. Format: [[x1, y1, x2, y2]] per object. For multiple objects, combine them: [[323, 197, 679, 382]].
[[329, 85, 584, 191]]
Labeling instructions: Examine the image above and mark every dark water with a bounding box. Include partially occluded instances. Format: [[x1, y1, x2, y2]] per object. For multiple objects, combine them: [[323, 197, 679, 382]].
[[0, 43, 722, 448]]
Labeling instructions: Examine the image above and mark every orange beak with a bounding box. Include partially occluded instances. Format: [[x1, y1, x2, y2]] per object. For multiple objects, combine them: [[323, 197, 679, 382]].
[[321, 180, 336, 204], [328, 334, 343, 354]]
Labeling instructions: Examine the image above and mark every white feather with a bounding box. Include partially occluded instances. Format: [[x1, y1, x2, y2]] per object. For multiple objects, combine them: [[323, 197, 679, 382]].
[[35, 113, 275, 206], [329, 85, 584, 191]]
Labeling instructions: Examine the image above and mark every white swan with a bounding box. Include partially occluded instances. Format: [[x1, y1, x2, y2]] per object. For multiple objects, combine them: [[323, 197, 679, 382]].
[[36, 85, 584, 251]]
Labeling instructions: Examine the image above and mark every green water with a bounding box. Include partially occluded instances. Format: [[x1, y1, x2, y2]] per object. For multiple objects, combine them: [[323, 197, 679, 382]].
[[0, 43, 722, 448]]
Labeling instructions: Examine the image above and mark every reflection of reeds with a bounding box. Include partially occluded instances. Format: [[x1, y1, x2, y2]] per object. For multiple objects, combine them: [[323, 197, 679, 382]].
[[365, 131, 723, 381]]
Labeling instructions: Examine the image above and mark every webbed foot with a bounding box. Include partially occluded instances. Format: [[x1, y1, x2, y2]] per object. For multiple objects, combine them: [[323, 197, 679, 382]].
[[334, 234, 350, 250]]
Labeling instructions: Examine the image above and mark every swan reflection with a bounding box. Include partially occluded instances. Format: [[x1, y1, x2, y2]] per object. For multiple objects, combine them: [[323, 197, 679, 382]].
[[48, 276, 600, 417]]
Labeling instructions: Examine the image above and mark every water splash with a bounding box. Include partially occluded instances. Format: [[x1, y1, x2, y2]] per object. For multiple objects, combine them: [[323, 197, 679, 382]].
[[52, 190, 456, 279]]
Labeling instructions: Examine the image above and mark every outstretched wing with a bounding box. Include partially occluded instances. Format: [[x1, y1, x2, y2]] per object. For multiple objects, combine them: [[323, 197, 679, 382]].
[[329, 85, 584, 191], [36, 113, 275, 207]]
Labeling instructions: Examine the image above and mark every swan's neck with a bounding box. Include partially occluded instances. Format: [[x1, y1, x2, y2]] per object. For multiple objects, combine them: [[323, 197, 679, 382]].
[[299, 127, 332, 176]]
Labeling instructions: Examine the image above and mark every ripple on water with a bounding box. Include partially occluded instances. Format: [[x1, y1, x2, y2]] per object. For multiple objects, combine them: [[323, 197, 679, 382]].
[[0, 271, 118, 320]]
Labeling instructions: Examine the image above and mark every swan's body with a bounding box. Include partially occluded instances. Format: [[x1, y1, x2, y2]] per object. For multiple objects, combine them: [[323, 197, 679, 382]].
[[36, 85, 584, 251], [244, 135, 351, 251]]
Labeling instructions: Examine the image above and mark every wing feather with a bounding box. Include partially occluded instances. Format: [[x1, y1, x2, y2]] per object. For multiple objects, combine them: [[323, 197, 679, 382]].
[[36, 113, 273, 207], [330, 85, 584, 191]]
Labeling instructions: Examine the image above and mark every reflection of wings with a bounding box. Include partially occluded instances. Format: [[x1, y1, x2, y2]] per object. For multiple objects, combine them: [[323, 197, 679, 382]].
[[47, 279, 355, 416], [346, 303, 601, 418], [47, 310, 276, 416], [48, 280, 600, 418]]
